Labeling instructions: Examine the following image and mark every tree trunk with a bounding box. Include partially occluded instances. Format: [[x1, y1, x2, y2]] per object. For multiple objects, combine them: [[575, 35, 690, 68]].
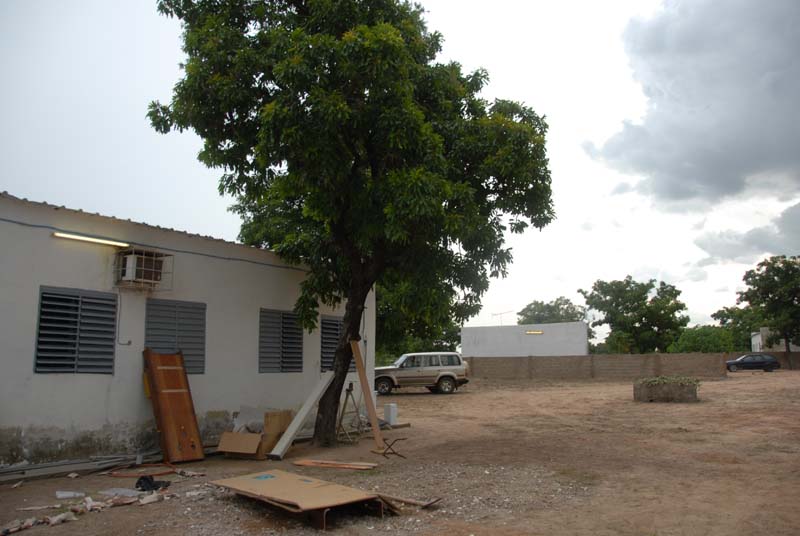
[[784, 333, 793, 370], [312, 283, 371, 446]]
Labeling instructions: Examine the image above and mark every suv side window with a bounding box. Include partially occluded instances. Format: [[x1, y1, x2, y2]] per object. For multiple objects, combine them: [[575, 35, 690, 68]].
[[403, 355, 421, 368], [439, 354, 455, 366], [427, 355, 441, 367]]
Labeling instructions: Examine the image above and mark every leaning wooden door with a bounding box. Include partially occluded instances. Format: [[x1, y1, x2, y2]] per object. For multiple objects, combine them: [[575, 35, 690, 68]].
[[143, 349, 205, 462]]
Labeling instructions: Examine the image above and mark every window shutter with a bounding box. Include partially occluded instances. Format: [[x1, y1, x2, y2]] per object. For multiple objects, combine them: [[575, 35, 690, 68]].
[[320, 317, 353, 372], [281, 312, 303, 372], [145, 299, 206, 374], [259, 309, 303, 373], [35, 287, 116, 374], [258, 309, 282, 372]]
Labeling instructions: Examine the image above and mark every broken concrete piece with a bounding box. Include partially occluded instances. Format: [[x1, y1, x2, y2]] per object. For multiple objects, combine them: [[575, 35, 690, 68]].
[[11, 481, 23, 489], [108, 496, 139, 507], [177, 469, 206, 477], [55, 491, 84, 499], [46, 512, 78, 526], [138, 492, 164, 505], [66, 472, 80, 479], [84, 497, 106, 512], [21, 519, 38, 530], [99, 487, 141, 498]]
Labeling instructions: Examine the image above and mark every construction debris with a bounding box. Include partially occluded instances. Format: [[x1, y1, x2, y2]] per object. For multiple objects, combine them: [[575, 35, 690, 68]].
[[11, 481, 23, 489], [292, 459, 378, 470], [46, 512, 78, 526], [66, 472, 80, 479], [15, 505, 62, 512], [269, 372, 334, 460], [55, 490, 84, 499], [138, 492, 164, 506], [212, 469, 390, 530], [98, 487, 141, 498], [377, 493, 442, 509]]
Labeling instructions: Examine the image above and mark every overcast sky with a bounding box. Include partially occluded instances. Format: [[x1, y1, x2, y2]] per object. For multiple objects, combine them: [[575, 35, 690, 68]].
[[1, 0, 797, 334]]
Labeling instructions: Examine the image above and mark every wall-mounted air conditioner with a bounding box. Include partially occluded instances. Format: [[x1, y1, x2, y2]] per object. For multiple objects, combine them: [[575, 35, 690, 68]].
[[115, 248, 173, 290]]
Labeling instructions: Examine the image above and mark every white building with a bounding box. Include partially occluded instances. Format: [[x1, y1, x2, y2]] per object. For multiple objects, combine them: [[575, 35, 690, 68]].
[[461, 322, 589, 358], [751, 327, 799, 352], [0, 192, 374, 464]]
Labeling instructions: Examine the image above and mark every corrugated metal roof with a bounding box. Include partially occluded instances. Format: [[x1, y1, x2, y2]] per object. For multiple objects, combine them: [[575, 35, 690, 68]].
[[0, 190, 255, 252]]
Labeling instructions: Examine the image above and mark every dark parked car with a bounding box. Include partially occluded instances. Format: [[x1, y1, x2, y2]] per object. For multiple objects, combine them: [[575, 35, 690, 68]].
[[726, 353, 781, 372]]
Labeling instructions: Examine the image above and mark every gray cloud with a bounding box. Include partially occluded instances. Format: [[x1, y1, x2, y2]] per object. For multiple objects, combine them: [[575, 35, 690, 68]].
[[588, 0, 800, 206], [695, 202, 800, 262]]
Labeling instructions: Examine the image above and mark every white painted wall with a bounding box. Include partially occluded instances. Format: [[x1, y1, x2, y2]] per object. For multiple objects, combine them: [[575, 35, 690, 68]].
[[751, 327, 799, 352], [0, 194, 374, 440], [460, 322, 589, 357]]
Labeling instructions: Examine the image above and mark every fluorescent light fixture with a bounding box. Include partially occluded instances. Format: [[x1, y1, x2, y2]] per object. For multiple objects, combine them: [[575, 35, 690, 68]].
[[53, 232, 129, 248], [525, 330, 544, 335]]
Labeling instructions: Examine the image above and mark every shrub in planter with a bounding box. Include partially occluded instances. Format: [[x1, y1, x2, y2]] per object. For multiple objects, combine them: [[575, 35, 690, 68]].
[[633, 376, 700, 403]]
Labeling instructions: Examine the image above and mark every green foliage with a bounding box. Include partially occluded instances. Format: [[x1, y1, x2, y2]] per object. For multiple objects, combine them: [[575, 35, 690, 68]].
[[517, 296, 586, 324], [150, 0, 554, 442], [711, 305, 765, 351], [666, 325, 734, 353], [737, 255, 800, 353], [636, 376, 700, 387], [376, 282, 460, 366], [579, 276, 689, 353]]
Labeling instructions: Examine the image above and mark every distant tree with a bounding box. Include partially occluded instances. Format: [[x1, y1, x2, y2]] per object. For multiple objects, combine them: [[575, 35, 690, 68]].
[[150, 0, 554, 445], [738, 256, 800, 362], [517, 296, 586, 324], [711, 305, 765, 351], [579, 276, 689, 353], [667, 325, 734, 353], [376, 282, 462, 365]]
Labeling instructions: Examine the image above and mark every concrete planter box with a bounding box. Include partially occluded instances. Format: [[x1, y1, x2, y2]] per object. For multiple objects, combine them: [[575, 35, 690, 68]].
[[634, 381, 698, 403]]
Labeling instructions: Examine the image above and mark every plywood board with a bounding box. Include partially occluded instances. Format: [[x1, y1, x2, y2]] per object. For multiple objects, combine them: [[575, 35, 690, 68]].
[[143, 349, 204, 463], [262, 410, 294, 453], [268, 372, 334, 460], [218, 432, 262, 455], [211, 469, 378, 512]]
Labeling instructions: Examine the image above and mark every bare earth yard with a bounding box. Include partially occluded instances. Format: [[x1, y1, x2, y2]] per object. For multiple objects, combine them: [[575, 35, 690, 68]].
[[2, 371, 799, 535]]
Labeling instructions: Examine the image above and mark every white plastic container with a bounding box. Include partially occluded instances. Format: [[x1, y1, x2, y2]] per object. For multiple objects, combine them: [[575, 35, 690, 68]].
[[384, 403, 398, 425]]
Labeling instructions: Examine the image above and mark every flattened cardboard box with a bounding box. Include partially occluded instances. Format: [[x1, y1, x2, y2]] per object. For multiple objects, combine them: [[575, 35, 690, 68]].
[[217, 409, 294, 460]]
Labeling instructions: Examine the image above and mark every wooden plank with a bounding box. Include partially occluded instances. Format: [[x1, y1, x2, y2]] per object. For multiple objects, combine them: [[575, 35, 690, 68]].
[[211, 469, 378, 511], [350, 340, 384, 450], [292, 459, 377, 470], [268, 372, 334, 460], [143, 349, 204, 463]]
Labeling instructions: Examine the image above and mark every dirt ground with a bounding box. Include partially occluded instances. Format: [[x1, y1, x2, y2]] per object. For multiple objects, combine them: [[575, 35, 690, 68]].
[[2, 371, 799, 535]]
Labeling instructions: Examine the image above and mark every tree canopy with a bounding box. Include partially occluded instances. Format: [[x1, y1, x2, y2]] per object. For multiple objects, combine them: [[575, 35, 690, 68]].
[[666, 325, 734, 353], [711, 305, 765, 352], [579, 276, 689, 353], [150, 0, 554, 444], [516, 296, 586, 325], [737, 255, 800, 357]]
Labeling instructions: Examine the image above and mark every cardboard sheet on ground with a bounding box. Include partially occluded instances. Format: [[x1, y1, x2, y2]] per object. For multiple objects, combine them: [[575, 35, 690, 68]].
[[211, 469, 378, 512]]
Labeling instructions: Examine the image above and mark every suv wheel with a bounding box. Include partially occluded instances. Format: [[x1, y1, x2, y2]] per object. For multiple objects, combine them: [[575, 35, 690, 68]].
[[437, 377, 456, 394], [375, 378, 393, 395], [728, 365, 738, 372]]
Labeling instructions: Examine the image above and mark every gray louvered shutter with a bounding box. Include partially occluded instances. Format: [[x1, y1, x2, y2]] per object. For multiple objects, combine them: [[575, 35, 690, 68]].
[[145, 299, 206, 374], [35, 287, 116, 374], [259, 309, 303, 372], [320, 317, 352, 372], [280, 312, 303, 372], [258, 309, 282, 372]]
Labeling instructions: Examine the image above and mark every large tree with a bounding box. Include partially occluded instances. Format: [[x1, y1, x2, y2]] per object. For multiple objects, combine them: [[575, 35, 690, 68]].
[[150, 0, 553, 445], [516, 296, 586, 325], [579, 276, 689, 353], [738, 256, 800, 359], [666, 325, 734, 353], [711, 305, 765, 351]]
